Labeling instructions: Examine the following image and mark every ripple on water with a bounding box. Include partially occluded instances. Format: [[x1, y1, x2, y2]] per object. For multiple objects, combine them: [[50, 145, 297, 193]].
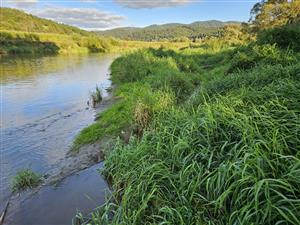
[[0, 54, 117, 221]]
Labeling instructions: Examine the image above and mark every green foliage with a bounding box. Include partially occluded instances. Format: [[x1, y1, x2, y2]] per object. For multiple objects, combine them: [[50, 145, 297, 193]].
[[250, 0, 300, 31], [74, 21, 300, 225], [227, 43, 296, 73], [73, 83, 175, 150], [11, 169, 41, 192], [97, 20, 240, 41], [0, 30, 119, 55], [110, 48, 201, 102], [90, 86, 103, 107], [62, 4, 300, 222], [72, 100, 132, 150], [88, 57, 300, 225], [0, 8, 122, 55], [257, 22, 300, 51], [219, 24, 252, 45], [0, 7, 91, 36]]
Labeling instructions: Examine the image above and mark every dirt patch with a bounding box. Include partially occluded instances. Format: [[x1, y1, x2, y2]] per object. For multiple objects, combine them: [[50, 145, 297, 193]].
[[43, 137, 114, 185]]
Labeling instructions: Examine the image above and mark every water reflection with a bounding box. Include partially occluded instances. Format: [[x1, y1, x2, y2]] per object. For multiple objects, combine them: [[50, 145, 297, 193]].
[[0, 55, 85, 83], [0, 54, 116, 208]]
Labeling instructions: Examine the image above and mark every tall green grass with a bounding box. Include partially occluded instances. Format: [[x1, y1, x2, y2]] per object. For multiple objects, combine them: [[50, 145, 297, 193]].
[[75, 38, 300, 224]]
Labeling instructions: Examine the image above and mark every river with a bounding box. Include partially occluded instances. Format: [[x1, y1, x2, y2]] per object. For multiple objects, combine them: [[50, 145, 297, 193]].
[[0, 54, 116, 224]]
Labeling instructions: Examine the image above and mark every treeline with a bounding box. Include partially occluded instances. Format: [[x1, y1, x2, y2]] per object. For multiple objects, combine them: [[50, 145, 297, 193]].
[[97, 20, 240, 42], [74, 1, 300, 224]]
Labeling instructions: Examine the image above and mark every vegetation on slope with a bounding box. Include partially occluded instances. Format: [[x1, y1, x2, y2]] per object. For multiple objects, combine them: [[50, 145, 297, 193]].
[[0, 7, 123, 55], [74, 1, 300, 223], [97, 20, 240, 41], [0, 7, 91, 36]]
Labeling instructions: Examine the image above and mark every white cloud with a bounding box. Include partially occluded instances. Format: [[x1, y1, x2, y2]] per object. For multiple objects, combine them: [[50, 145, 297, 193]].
[[4, 0, 38, 7], [115, 0, 190, 9], [80, 0, 97, 3], [31, 7, 126, 30]]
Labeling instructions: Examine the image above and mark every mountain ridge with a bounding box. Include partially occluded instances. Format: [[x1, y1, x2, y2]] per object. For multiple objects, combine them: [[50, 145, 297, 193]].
[[97, 20, 240, 41]]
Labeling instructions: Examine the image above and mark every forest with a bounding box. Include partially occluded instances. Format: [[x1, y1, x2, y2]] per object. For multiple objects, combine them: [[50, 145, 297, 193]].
[[96, 20, 240, 41]]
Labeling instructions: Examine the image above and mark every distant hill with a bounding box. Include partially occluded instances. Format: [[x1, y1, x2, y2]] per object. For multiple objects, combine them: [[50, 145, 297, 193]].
[[97, 20, 240, 41], [0, 8, 122, 55], [0, 7, 91, 36]]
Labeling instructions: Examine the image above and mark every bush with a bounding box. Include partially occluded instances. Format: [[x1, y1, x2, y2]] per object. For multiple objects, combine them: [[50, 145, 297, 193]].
[[257, 22, 300, 51]]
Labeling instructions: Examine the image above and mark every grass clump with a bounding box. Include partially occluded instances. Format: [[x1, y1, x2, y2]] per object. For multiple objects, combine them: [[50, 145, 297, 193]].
[[11, 169, 41, 192], [73, 83, 175, 150], [90, 85, 103, 108]]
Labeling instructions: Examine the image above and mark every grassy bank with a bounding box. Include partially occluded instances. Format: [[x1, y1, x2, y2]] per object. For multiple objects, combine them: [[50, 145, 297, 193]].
[[0, 30, 190, 56], [74, 22, 300, 224], [0, 30, 120, 55]]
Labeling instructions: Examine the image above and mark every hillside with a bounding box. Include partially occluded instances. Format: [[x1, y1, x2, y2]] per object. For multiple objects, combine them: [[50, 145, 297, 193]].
[[0, 7, 91, 36], [0, 7, 126, 55], [97, 20, 240, 41]]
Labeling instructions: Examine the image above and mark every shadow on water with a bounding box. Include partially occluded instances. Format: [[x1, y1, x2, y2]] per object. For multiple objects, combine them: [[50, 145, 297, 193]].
[[0, 32, 60, 55], [0, 54, 86, 83]]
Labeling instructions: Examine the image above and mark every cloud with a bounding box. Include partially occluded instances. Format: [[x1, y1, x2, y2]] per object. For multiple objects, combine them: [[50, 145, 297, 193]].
[[31, 7, 125, 30], [115, 0, 190, 9], [79, 0, 97, 2], [4, 0, 38, 7]]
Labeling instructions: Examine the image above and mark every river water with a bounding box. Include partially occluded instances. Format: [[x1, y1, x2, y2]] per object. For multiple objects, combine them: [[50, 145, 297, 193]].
[[0, 54, 116, 224]]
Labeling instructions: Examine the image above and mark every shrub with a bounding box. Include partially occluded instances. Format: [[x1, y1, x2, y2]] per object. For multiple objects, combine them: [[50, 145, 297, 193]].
[[257, 22, 300, 51]]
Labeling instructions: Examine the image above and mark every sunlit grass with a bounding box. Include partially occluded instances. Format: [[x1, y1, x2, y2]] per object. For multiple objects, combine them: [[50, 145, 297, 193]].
[[74, 33, 300, 224]]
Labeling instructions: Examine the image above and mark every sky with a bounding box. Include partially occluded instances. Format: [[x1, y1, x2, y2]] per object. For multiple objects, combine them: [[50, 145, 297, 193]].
[[1, 0, 258, 30]]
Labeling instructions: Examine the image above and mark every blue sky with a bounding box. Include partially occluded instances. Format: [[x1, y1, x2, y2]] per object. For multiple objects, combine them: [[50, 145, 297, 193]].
[[3, 0, 257, 30]]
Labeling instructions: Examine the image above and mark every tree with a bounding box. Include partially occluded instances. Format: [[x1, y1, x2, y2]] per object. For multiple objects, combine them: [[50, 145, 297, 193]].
[[250, 0, 300, 30]]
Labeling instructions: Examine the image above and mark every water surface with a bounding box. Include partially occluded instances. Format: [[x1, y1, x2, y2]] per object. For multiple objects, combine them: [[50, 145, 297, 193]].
[[5, 163, 108, 225], [0, 54, 116, 222]]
